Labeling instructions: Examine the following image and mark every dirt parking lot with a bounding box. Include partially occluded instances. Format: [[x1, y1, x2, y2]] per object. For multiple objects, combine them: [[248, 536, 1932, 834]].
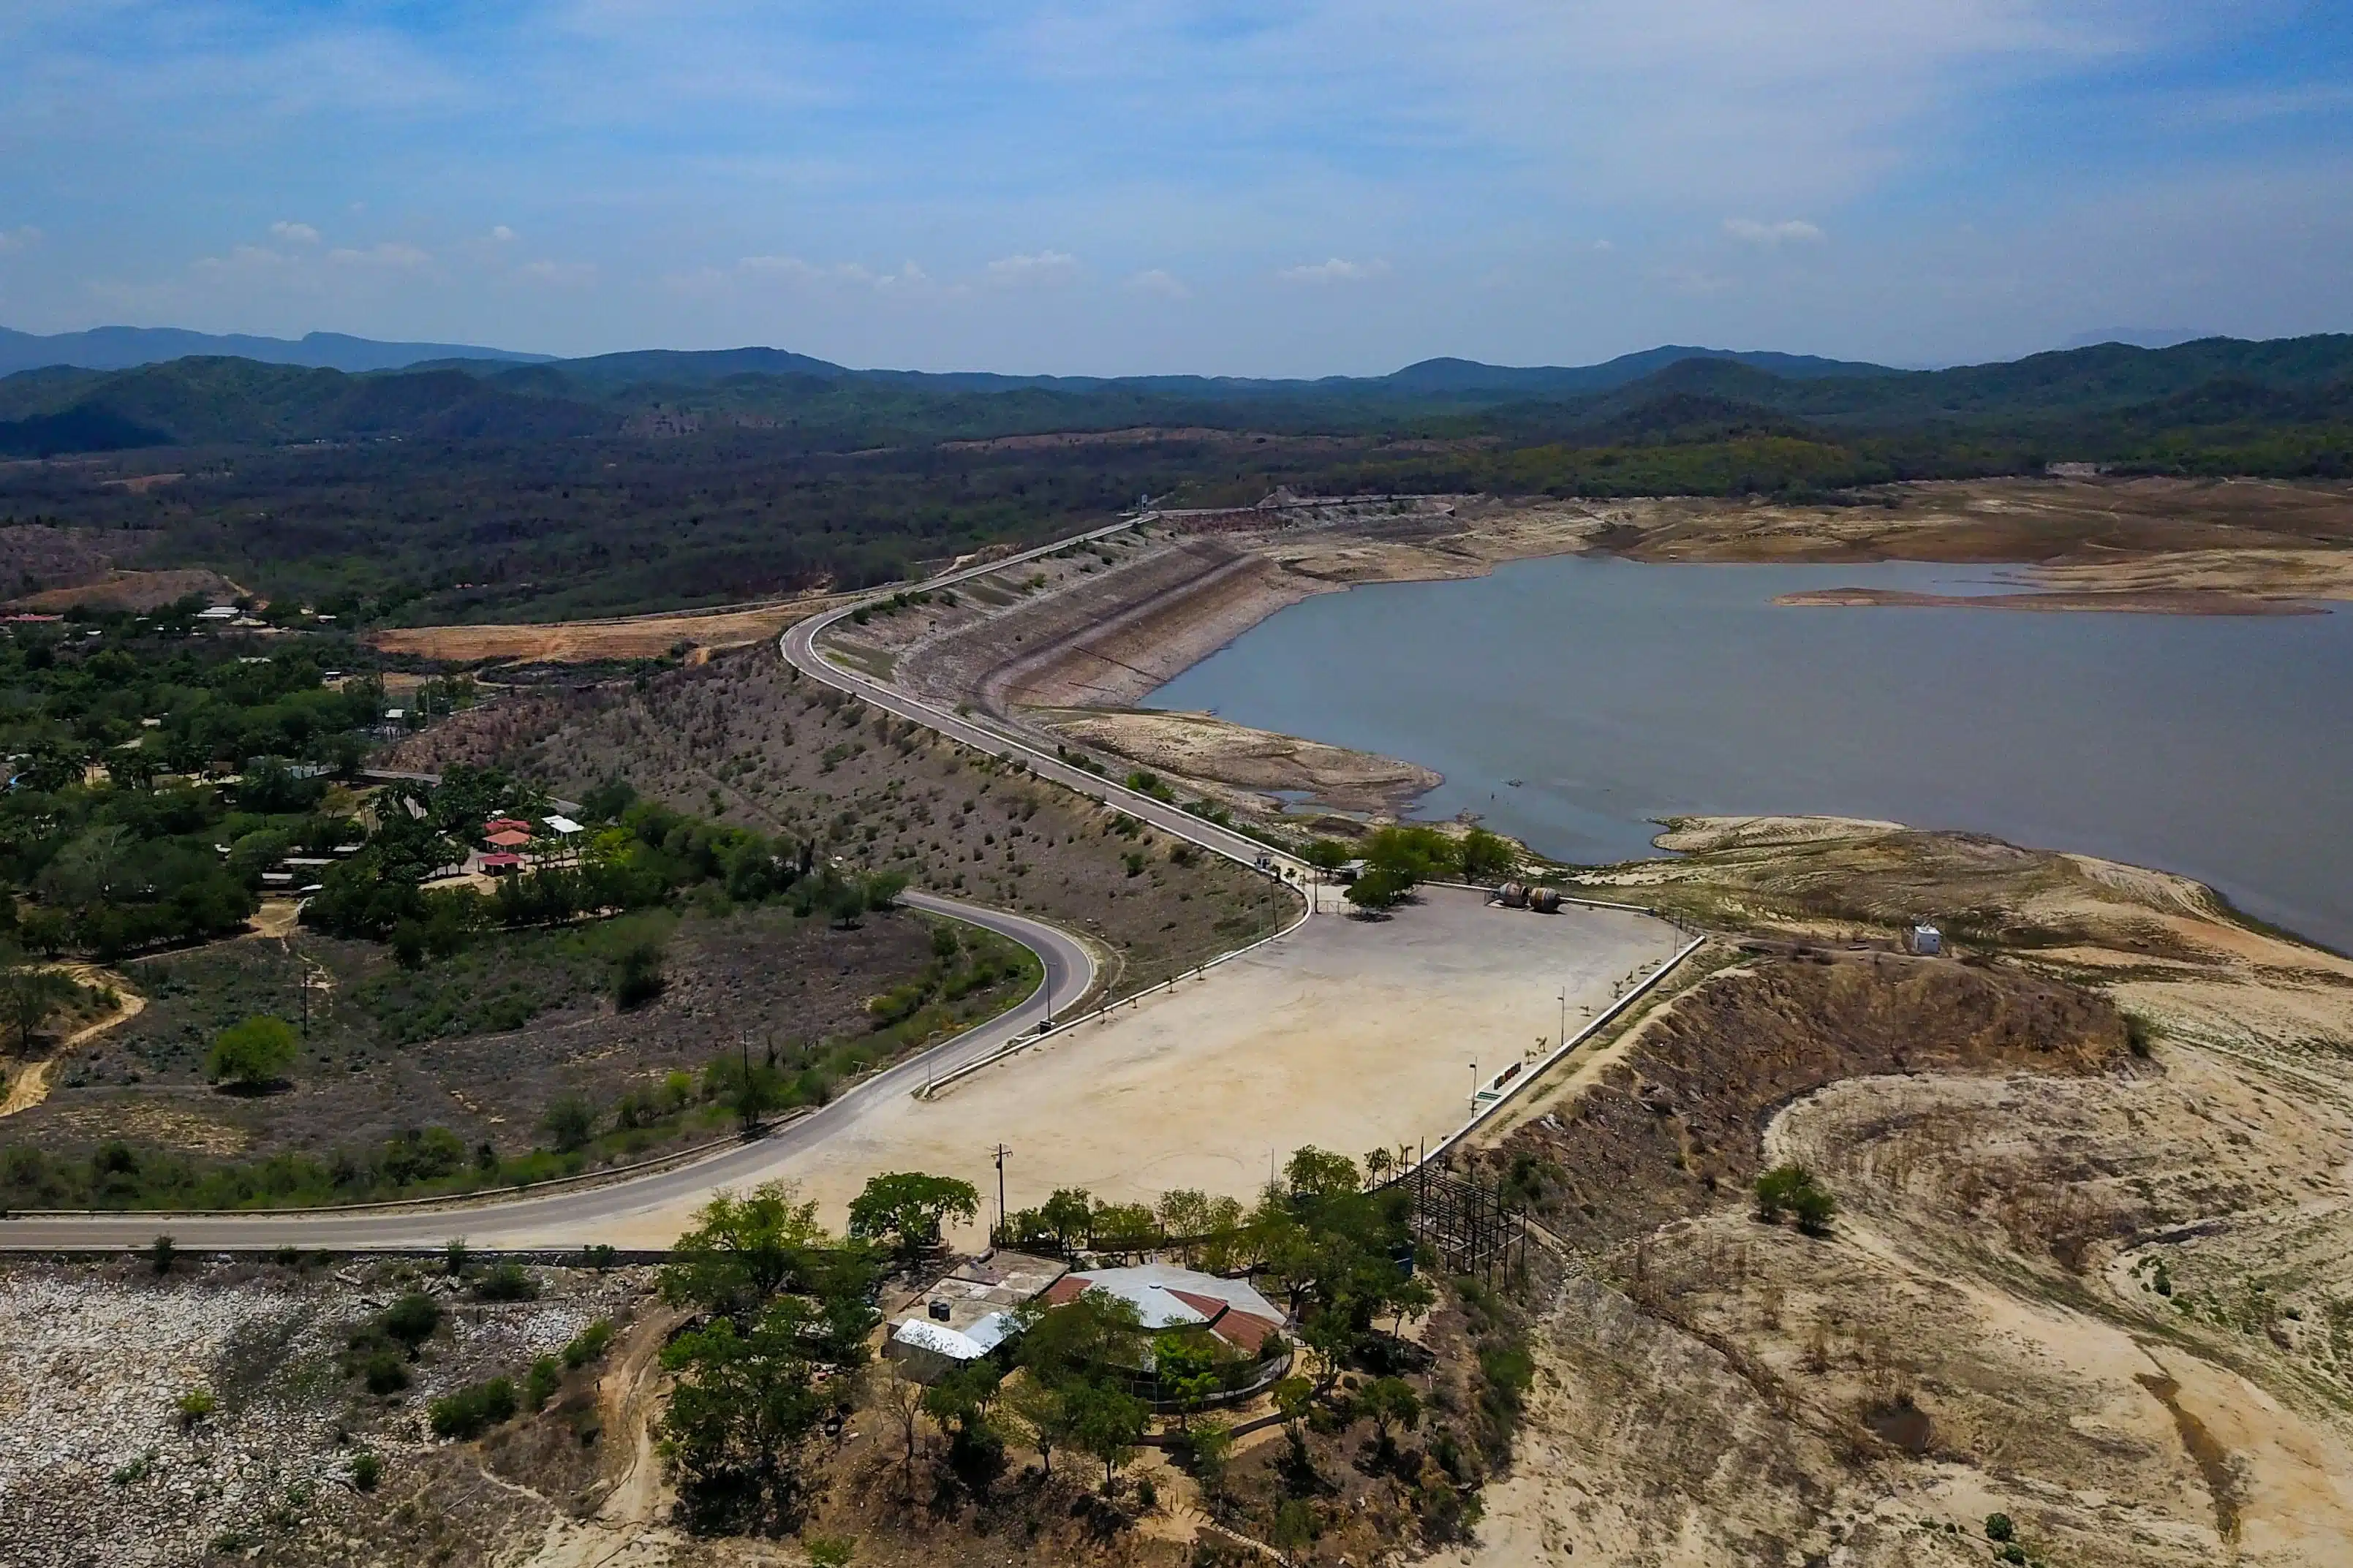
[[589, 886, 1682, 1244]]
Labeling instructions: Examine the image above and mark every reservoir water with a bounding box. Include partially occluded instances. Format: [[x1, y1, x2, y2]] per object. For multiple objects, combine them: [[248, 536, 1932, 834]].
[[1145, 555, 2353, 954]]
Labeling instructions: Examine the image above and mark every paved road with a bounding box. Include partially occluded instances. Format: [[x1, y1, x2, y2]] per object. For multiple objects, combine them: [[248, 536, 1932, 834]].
[[0, 891, 1091, 1251], [0, 515, 1309, 1251], [779, 523, 1312, 882]]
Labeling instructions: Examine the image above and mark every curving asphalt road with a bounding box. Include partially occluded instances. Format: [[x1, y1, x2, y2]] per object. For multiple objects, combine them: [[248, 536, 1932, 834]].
[[0, 890, 1090, 1251], [1, 515, 1310, 1252], [781, 520, 1312, 882]]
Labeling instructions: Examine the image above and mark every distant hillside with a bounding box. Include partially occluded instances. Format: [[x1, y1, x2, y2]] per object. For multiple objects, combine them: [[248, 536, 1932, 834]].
[[0, 325, 553, 377], [2, 333, 2350, 469], [1379, 346, 1890, 397]]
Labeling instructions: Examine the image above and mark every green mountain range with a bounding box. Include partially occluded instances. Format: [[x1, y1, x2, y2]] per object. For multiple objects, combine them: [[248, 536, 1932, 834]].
[[4, 334, 2350, 464]]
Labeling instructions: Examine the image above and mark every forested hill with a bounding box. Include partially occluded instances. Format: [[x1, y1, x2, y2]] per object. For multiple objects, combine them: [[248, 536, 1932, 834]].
[[4, 334, 2349, 459], [0, 333, 2345, 626]]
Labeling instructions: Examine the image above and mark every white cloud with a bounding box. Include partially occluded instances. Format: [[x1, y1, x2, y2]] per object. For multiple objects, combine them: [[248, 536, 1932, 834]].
[[984, 250, 1081, 287], [515, 258, 596, 287], [736, 255, 945, 294], [1124, 268, 1190, 300], [868, 261, 940, 295], [0, 226, 42, 254], [328, 241, 431, 268], [490, 224, 518, 243], [738, 253, 826, 282], [1277, 257, 1391, 285], [1724, 217, 1827, 246], [194, 243, 300, 275], [268, 221, 320, 244]]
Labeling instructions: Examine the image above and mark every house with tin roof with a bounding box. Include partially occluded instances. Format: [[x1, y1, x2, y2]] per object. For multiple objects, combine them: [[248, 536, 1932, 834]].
[[1037, 1263, 1286, 1355]]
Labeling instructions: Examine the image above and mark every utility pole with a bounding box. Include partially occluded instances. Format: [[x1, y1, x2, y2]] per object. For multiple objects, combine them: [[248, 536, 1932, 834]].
[[739, 1037, 755, 1135], [993, 1144, 1009, 1245], [1558, 987, 1567, 1052]]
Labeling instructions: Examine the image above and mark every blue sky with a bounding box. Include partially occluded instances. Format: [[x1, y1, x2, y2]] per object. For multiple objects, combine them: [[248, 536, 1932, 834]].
[[3, 1, 2349, 374]]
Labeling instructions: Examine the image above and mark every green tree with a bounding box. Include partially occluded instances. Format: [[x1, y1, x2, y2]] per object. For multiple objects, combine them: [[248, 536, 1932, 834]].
[[428, 1376, 518, 1439], [1458, 827, 1517, 882], [922, 1358, 1006, 1478], [1284, 1145, 1361, 1199], [1343, 866, 1413, 914], [1183, 1417, 1234, 1507], [1000, 1373, 1070, 1479], [1271, 1374, 1316, 1443], [846, 1171, 981, 1257], [205, 1015, 298, 1091], [660, 1182, 836, 1316], [824, 878, 870, 928], [1359, 1376, 1421, 1454], [1038, 1186, 1094, 1254], [380, 1291, 442, 1353], [613, 939, 666, 1008], [706, 1050, 786, 1135], [1019, 1289, 1147, 1388], [1301, 839, 1352, 876], [1388, 1272, 1437, 1341], [541, 1094, 600, 1153], [1152, 1332, 1222, 1431], [1064, 1378, 1148, 1493], [1755, 1163, 1837, 1235], [0, 954, 80, 1053], [1361, 824, 1457, 883], [658, 1300, 831, 1531]]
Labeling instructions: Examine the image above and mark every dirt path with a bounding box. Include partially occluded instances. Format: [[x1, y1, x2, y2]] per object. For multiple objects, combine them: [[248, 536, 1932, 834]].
[[369, 593, 847, 664], [0, 966, 144, 1118], [505, 1308, 692, 1568]]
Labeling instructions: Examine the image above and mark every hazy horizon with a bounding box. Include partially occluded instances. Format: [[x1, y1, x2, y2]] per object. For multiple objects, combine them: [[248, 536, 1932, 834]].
[[10, 319, 2247, 380], [5, 3, 2350, 377]]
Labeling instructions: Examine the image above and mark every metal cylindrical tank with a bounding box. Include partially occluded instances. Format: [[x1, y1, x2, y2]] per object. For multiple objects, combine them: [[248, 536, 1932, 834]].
[[1528, 886, 1562, 913], [1498, 880, 1527, 908]]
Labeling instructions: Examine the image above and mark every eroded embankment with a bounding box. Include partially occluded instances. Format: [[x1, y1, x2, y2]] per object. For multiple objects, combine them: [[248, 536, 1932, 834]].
[[896, 537, 1315, 712], [1458, 817, 2353, 1568], [1479, 950, 2134, 1245]]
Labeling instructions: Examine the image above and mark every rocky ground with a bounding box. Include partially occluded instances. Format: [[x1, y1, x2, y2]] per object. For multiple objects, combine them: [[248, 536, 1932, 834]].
[[0, 1255, 642, 1568]]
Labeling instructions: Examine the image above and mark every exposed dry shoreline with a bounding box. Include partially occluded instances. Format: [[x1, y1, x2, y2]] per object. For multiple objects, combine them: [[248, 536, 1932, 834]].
[[813, 476, 2353, 819], [1775, 586, 2327, 615]]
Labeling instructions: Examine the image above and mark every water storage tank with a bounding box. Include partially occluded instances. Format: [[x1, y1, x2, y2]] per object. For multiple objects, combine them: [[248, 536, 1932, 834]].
[[1497, 881, 1527, 908], [1529, 886, 1562, 914]]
